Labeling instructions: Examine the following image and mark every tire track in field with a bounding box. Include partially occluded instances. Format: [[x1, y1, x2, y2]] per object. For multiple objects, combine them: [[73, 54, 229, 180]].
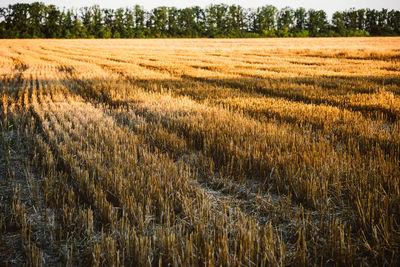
[[135, 61, 400, 122], [14, 46, 291, 265], [50, 46, 400, 162], [6, 40, 400, 265], [24, 44, 308, 249], [29, 45, 400, 188], [34, 43, 291, 222], [36, 44, 400, 123], [31, 45, 400, 168], [0, 55, 67, 266]]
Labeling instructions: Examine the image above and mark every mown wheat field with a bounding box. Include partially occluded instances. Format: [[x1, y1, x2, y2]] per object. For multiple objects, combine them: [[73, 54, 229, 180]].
[[0, 38, 399, 266]]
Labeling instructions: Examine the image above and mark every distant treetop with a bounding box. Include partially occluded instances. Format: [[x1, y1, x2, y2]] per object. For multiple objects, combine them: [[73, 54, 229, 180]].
[[0, 2, 399, 38]]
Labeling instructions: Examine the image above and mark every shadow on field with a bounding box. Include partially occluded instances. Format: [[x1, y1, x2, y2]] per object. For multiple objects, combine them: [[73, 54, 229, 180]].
[[125, 75, 400, 122], [2, 72, 399, 122], [2, 73, 398, 164]]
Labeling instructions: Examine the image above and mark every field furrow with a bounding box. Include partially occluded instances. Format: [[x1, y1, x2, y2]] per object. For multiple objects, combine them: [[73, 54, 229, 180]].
[[1, 38, 399, 266]]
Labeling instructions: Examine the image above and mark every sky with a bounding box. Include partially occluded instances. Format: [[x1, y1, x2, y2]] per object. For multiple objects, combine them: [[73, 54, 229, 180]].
[[1, 0, 400, 16]]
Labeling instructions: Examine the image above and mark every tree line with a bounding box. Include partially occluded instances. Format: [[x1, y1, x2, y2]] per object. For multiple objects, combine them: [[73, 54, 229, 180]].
[[1, 2, 399, 38]]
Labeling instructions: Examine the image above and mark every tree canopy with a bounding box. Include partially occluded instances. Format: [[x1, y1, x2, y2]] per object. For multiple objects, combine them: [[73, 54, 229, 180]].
[[1, 2, 399, 38]]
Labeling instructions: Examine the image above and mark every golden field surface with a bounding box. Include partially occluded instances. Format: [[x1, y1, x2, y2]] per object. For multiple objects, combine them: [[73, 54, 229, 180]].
[[0, 38, 399, 266]]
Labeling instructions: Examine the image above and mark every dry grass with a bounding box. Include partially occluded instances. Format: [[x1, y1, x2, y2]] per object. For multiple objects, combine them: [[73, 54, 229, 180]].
[[0, 37, 399, 266]]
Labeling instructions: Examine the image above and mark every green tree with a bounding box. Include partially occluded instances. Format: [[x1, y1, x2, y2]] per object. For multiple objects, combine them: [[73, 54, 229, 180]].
[[332, 11, 345, 36], [388, 10, 400, 34], [365, 9, 379, 35], [277, 7, 294, 37], [166, 7, 179, 37], [43, 5, 62, 38], [0, 3, 398, 39], [179, 7, 197, 37], [205, 5, 218, 37], [193, 6, 206, 37], [124, 8, 135, 38], [294, 7, 307, 31], [28, 2, 46, 38], [91, 6, 105, 38], [357, 9, 366, 30], [0, 8, 7, 38], [113, 8, 125, 38], [226, 5, 246, 37], [103, 8, 114, 38], [9, 3, 30, 38], [307, 9, 328, 36], [151, 7, 168, 37], [62, 10, 74, 38], [80, 7, 92, 37], [344, 8, 358, 31], [71, 13, 86, 38], [377, 8, 394, 35], [258, 5, 277, 36], [133, 5, 146, 38], [205, 4, 230, 37]]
